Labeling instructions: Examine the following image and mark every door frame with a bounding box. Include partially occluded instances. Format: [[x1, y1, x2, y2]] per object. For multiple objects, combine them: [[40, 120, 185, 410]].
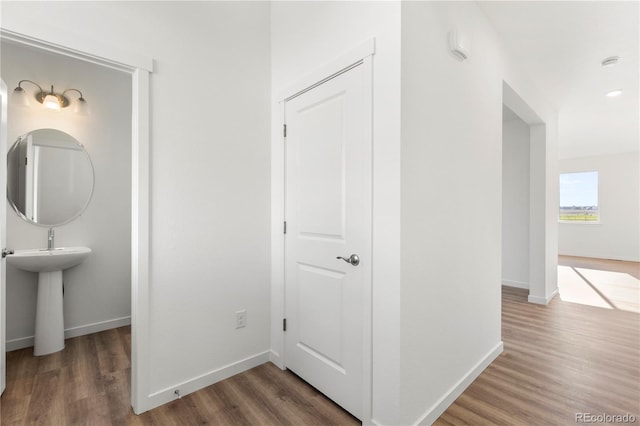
[[0, 28, 153, 413], [502, 81, 559, 304], [270, 38, 375, 422], [1, 79, 7, 395]]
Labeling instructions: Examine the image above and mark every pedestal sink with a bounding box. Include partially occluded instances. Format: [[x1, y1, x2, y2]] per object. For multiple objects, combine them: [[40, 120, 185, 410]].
[[7, 247, 91, 356]]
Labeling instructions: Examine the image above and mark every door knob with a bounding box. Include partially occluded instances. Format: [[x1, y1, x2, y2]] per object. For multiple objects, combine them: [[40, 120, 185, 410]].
[[337, 254, 360, 266], [2, 248, 14, 258]]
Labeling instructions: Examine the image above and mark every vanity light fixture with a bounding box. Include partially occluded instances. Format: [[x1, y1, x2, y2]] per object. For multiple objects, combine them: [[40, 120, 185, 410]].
[[10, 80, 90, 115]]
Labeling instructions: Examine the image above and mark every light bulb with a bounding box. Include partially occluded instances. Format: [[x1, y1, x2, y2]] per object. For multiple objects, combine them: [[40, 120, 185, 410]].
[[43, 93, 61, 111]]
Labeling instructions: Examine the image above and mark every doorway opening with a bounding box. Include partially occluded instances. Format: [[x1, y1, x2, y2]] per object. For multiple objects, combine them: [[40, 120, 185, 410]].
[[501, 81, 556, 304], [0, 28, 151, 414], [502, 105, 531, 291], [1, 39, 132, 355]]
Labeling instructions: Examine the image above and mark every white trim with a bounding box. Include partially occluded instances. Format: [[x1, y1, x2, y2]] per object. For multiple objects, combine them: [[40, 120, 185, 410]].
[[528, 287, 559, 305], [5, 336, 35, 353], [502, 280, 529, 289], [4, 337, 33, 353], [269, 349, 282, 366], [0, 28, 153, 73], [276, 38, 375, 102], [269, 100, 287, 371], [6, 316, 131, 352], [0, 28, 151, 415], [66, 316, 131, 338], [130, 68, 151, 414], [145, 351, 270, 409], [416, 342, 504, 426], [272, 39, 375, 423], [361, 54, 374, 423], [0, 79, 7, 395]]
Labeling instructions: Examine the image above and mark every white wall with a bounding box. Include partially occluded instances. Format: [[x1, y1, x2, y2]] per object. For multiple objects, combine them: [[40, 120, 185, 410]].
[[1, 1, 564, 421], [1, 0, 272, 408], [559, 152, 640, 261], [401, 1, 558, 423], [401, 3, 504, 423], [502, 114, 530, 288], [1, 41, 132, 349], [272, 1, 560, 424], [270, 2, 402, 423]]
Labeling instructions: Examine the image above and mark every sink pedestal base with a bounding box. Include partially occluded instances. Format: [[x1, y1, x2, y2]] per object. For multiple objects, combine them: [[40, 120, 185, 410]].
[[34, 271, 65, 356]]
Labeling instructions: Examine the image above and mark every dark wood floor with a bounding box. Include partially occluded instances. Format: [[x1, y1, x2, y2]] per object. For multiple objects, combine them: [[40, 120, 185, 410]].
[[2, 257, 638, 425], [0, 327, 357, 426]]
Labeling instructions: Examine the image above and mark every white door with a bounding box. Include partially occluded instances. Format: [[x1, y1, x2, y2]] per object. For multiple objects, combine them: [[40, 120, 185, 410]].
[[284, 62, 371, 420], [1, 79, 8, 395]]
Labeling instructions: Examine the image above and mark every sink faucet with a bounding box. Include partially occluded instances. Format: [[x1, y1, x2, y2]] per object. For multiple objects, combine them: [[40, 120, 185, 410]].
[[47, 228, 54, 250]]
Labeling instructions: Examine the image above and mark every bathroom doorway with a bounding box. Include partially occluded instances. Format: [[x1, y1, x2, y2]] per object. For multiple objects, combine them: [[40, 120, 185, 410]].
[[1, 39, 133, 355], [0, 28, 151, 414]]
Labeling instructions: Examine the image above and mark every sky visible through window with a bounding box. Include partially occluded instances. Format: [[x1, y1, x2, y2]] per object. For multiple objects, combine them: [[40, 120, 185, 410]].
[[559, 171, 599, 221]]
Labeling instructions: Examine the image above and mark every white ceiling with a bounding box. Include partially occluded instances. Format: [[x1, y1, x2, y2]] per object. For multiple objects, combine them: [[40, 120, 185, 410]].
[[480, 1, 639, 159]]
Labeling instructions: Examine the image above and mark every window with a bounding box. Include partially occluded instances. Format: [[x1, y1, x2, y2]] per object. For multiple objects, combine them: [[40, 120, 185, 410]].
[[559, 171, 599, 222]]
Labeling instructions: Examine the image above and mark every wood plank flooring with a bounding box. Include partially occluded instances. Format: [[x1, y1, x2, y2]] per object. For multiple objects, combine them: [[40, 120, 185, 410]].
[[2, 257, 638, 425], [437, 284, 640, 425], [0, 327, 358, 425]]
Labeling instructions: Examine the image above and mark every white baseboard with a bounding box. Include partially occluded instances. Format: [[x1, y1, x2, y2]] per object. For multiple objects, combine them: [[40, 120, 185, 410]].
[[65, 316, 131, 339], [528, 288, 559, 305], [144, 351, 271, 412], [6, 316, 131, 352], [6, 336, 34, 352], [416, 342, 504, 426], [502, 280, 529, 289], [269, 349, 284, 369]]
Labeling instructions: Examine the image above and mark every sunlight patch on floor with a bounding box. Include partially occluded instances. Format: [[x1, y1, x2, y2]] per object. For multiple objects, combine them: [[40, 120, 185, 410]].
[[558, 264, 640, 313]]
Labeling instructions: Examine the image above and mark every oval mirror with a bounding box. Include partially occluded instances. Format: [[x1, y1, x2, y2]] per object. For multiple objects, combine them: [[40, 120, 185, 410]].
[[7, 128, 94, 227]]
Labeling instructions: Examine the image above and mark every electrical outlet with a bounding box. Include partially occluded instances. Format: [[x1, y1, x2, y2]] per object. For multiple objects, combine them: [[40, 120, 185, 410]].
[[235, 309, 247, 329]]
